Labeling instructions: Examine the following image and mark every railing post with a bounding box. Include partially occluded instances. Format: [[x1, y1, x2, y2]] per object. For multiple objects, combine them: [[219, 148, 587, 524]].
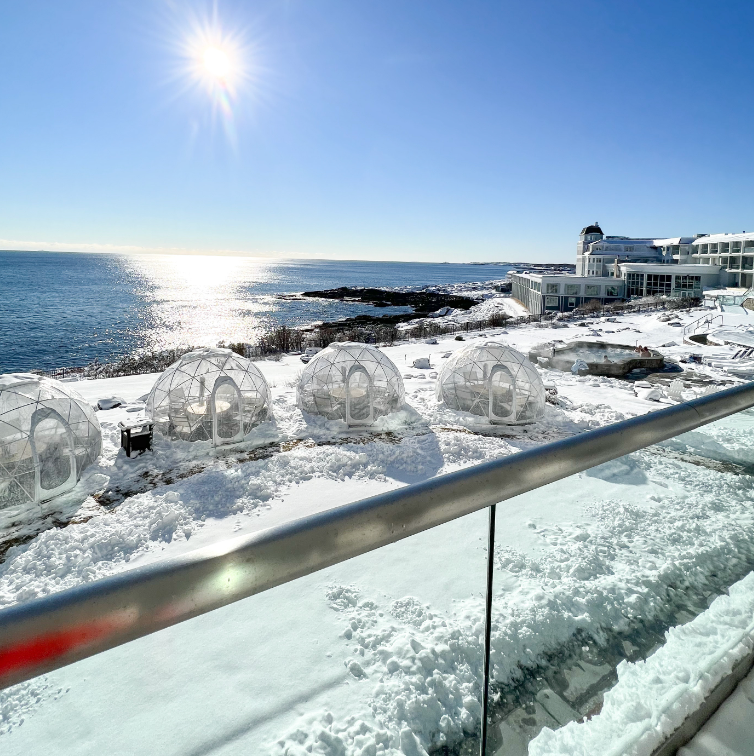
[[480, 503, 496, 755]]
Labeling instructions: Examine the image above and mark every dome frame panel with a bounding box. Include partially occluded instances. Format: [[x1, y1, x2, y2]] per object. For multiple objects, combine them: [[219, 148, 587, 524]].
[[297, 342, 405, 426], [146, 348, 272, 445], [0, 374, 102, 514], [436, 342, 546, 425]]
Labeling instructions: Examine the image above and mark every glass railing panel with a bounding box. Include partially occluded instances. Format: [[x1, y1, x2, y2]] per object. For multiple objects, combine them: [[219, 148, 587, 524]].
[[0, 508, 488, 756], [485, 407, 754, 755]]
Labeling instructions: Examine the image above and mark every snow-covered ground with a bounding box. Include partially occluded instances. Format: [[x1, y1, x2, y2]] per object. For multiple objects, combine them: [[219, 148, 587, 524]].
[[1, 306, 754, 755]]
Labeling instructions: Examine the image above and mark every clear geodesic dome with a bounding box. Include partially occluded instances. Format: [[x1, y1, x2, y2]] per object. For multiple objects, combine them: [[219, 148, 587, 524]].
[[0, 374, 102, 511], [436, 342, 546, 424], [297, 342, 405, 426], [146, 348, 272, 445]]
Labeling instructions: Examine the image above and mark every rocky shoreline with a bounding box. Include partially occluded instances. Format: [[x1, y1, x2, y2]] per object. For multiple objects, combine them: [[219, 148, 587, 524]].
[[302, 285, 479, 310], [297, 286, 480, 328]]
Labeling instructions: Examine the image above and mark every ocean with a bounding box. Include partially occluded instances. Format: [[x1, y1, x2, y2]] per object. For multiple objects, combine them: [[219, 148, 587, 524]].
[[0, 251, 511, 372]]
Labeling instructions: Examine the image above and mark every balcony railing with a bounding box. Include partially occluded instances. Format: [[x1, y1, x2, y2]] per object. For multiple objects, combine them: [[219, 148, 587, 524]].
[[1, 383, 753, 754]]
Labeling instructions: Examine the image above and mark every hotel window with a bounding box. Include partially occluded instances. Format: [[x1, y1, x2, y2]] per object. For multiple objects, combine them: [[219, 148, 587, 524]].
[[585, 284, 600, 296], [699, 244, 708, 254], [546, 283, 559, 294], [730, 257, 741, 270], [625, 273, 644, 297], [646, 274, 672, 296], [624, 246, 634, 252], [710, 244, 719, 253], [732, 242, 741, 253], [568, 297, 576, 308], [674, 275, 701, 291], [545, 296, 559, 308], [745, 257, 753, 270], [565, 284, 580, 295], [606, 285, 620, 297], [721, 257, 729, 266]]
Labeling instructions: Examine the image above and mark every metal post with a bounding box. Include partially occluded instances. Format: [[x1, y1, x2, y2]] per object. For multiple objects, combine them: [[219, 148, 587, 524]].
[[480, 503, 496, 755]]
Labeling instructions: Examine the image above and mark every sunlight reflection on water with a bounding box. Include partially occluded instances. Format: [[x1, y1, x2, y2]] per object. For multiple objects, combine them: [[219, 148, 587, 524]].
[[0, 252, 511, 371], [123, 254, 279, 350]]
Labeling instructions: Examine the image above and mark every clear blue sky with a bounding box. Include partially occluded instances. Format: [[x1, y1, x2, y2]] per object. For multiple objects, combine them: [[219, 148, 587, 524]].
[[1, 0, 753, 262]]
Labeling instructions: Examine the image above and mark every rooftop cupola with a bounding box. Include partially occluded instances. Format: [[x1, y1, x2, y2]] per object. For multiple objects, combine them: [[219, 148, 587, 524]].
[[580, 222, 604, 238]]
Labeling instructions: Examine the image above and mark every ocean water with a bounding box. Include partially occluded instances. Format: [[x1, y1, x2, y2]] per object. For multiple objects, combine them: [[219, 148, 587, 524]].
[[0, 252, 510, 372]]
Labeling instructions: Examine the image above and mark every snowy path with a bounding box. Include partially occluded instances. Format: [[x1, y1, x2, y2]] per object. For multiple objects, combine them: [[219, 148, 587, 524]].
[[1, 308, 753, 754]]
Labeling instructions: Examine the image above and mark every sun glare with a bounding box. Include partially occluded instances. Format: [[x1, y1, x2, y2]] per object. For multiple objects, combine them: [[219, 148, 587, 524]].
[[203, 47, 231, 79], [164, 6, 262, 148]]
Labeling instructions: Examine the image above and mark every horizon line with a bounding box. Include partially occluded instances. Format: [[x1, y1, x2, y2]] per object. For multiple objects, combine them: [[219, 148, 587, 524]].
[[0, 245, 573, 266]]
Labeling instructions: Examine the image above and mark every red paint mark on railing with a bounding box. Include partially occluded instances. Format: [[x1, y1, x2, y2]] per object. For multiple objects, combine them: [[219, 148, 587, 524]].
[[0, 612, 134, 679]]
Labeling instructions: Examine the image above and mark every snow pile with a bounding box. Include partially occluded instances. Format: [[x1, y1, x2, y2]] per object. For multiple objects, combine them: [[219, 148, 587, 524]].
[[450, 295, 528, 321], [402, 294, 528, 328], [529, 571, 754, 756], [269, 586, 485, 755]]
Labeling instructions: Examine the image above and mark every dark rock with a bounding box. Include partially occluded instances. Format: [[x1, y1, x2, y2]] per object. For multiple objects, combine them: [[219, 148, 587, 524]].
[[301, 286, 479, 312]]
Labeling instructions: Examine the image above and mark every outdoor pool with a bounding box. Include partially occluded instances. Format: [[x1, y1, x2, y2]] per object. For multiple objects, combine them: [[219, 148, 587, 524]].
[[529, 341, 665, 377]]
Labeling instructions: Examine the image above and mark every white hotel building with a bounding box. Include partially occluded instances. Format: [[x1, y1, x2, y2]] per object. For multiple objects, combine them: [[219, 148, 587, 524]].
[[511, 223, 752, 314]]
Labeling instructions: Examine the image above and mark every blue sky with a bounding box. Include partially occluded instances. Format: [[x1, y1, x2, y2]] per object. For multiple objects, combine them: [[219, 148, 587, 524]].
[[1, 0, 753, 262]]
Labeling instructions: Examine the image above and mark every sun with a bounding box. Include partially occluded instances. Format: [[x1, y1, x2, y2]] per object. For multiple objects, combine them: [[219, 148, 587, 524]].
[[166, 7, 259, 148], [202, 47, 231, 79]]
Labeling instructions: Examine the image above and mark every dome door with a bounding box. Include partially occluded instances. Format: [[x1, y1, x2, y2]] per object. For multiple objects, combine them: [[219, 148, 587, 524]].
[[0, 429, 36, 509], [30, 409, 77, 502], [346, 366, 373, 426], [488, 365, 516, 423], [212, 378, 244, 445]]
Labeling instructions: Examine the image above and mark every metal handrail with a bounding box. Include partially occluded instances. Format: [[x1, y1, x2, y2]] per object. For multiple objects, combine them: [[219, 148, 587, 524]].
[[683, 312, 723, 336], [1, 382, 753, 691]]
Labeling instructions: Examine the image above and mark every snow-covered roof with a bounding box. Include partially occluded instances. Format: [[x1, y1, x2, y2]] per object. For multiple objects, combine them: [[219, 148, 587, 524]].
[[586, 237, 696, 253], [619, 263, 720, 273], [511, 272, 619, 283], [603, 237, 657, 244], [585, 241, 662, 255], [692, 232, 754, 246], [652, 237, 695, 245]]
